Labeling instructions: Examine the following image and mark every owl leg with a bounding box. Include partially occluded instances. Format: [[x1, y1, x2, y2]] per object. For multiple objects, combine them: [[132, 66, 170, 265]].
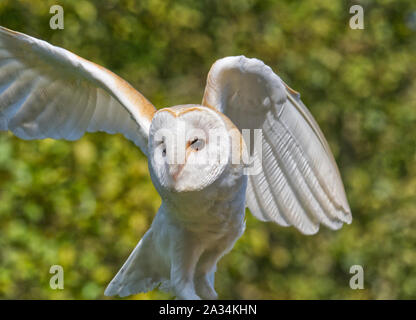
[[195, 226, 244, 300], [169, 231, 204, 300]]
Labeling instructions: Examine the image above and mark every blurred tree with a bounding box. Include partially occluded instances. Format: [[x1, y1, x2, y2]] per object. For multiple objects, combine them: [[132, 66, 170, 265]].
[[0, 0, 415, 299]]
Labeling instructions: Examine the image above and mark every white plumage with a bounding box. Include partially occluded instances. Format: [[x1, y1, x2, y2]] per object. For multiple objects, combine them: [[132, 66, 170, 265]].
[[0, 27, 352, 300]]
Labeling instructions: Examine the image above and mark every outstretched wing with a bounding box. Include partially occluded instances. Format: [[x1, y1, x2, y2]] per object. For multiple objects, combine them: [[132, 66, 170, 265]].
[[0, 26, 156, 155], [202, 56, 351, 235]]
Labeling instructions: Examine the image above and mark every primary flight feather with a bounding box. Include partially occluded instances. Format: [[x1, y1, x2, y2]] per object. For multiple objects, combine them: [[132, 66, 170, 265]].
[[0, 27, 352, 299]]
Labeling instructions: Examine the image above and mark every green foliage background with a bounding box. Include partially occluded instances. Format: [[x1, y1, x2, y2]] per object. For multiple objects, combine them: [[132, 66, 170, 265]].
[[0, 0, 415, 299]]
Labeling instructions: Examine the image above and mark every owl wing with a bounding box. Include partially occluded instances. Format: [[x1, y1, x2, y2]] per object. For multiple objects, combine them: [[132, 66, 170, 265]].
[[0, 26, 156, 155], [202, 56, 351, 235]]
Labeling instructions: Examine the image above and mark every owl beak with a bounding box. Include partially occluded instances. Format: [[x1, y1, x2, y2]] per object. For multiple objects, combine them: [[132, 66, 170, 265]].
[[167, 147, 193, 182], [169, 164, 185, 181]]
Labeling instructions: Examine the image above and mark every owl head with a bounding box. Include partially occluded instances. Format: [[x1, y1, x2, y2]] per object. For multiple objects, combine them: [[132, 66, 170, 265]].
[[148, 105, 247, 195]]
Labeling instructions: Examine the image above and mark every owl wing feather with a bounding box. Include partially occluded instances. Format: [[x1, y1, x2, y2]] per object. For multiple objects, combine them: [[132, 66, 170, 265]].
[[202, 56, 351, 235], [0, 26, 156, 155]]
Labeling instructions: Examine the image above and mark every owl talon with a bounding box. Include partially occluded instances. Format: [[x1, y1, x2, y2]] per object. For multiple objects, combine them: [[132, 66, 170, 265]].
[[175, 284, 201, 300]]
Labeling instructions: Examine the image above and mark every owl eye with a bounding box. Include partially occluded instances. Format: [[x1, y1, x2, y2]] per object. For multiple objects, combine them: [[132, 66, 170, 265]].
[[189, 137, 205, 151], [156, 137, 166, 157]]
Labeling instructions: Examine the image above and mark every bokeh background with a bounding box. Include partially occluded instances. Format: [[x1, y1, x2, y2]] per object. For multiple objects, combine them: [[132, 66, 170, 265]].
[[0, 0, 415, 299]]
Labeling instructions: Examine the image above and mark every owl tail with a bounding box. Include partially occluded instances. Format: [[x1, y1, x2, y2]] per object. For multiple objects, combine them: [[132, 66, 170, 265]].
[[104, 227, 167, 297]]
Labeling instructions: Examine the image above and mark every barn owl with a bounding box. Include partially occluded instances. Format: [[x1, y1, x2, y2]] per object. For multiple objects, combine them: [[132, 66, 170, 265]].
[[0, 26, 352, 300]]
